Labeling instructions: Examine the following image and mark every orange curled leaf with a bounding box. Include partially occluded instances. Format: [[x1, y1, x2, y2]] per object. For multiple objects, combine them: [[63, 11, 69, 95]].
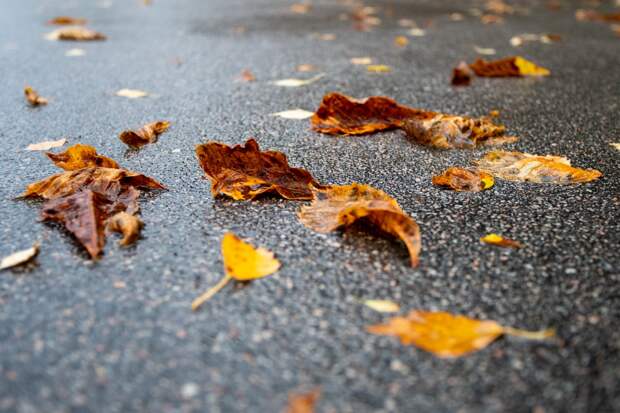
[[311, 92, 434, 135], [48, 16, 87, 25], [107, 212, 143, 246], [24, 87, 48, 106], [480, 233, 522, 248], [46, 144, 120, 170], [119, 121, 170, 148], [284, 388, 321, 413], [451, 61, 473, 86], [432, 167, 494, 192], [473, 151, 602, 184], [40, 190, 110, 258], [402, 115, 517, 149], [298, 183, 421, 267], [195, 138, 319, 201], [46, 27, 106, 41], [469, 56, 550, 77]]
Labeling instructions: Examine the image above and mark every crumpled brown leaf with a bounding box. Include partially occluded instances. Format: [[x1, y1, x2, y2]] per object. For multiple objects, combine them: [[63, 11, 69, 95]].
[[47, 144, 120, 170], [432, 167, 494, 191], [24, 87, 48, 106], [469, 56, 550, 77], [48, 16, 87, 25], [473, 151, 602, 184], [107, 212, 143, 246], [119, 121, 170, 148], [298, 183, 421, 266], [45, 27, 106, 41], [195, 138, 320, 200]]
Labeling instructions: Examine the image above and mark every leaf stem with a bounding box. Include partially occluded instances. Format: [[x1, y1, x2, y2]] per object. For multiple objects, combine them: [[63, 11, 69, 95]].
[[191, 274, 232, 311], [503, 326, 556, 341]]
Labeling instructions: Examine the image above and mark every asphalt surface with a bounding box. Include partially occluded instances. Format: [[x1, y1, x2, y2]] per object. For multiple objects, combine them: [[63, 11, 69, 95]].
[[1, 0, 619, 412]]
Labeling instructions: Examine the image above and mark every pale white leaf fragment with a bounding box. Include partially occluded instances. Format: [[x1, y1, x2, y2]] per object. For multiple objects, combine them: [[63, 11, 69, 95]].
[[364, 300, 400, 313], [350, 57, 373, 65], [65, 48, 86, 57], [271, 73, 325, 87], [0, 243, 40, 271], [26, 138, 67, 151], [270, 109, 314, 119], [115, 88, 148, 99], [610, 142, 620, 151], [408, 28, 426, 36], [474, 46, 496, 55]]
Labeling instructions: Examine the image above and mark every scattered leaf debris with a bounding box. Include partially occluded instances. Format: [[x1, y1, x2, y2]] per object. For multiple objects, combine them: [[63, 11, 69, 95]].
[[119, 121, 170, 148], [364, 300, 400, 313], [48, 16, 87, 25], [284, 388, 320, 413], [473, 151, 602, 184], [192, 233, 280, 310], [271, 74, 325, 87], [610, 143, 620, 151], [480, 14, 504, 24], [107, 212, 143, 246], [45, 26, 106, 41], [366, 64, 391, 73], [24, 86, 48, 106], [408, 28, 426, 36], [510, 33, 561, 47], [451, 61, 473, 86], [298, 183, 421, 267], [469, 56, 550, 77], [474, 46, 496, 55], [270, 109, 314, 119], [296, 64, 318, 72], [0, 243, 40, 271], [26, 138, 67, 151], [115, 89, 149, 99], [368, 310, 555, 357], [195, 138, 320, 201], [480, 233, 522, 248], [46, 144, 120, 170], [290, 3, 311, 15], [432, 167, 494, 192]]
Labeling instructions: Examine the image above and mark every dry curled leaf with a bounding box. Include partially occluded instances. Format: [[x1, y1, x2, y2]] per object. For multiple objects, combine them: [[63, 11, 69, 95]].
[[0, 243, 40, 270], [107, 212, 143, 246], [298, 183, 421, 267], [451, 61, 473, 86], [271, 74, 324, 87], [368, 310, 555, 357], [48, 16, 87, 25], [115, 88, 148, 99], [195, 138, 319, 201], [270, 109, 314, 119], [480, 233, 522, 248], [432, 167, 494, 191], [469, 56, 550, 77], [26, 138, 67, 151], [24, 87, 48, 106], [45, 26, 106, 41], [46, 144, 120, 170], [364, 299, 400, 313], [284, 388, 320, 413], [191, 233, 280, 310], [119, 121, 170, 148], [473, 151, 602, 184]]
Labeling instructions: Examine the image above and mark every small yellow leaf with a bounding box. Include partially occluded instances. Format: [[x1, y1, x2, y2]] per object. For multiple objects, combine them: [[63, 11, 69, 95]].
[[364, 300, 400, 313], [480, 233, 522, 248], [514, 56, 550, 76], [1, 243, 40, 270], [26, 138, 67, 151], [481, 175, 495, 189], [222, 233, 280, 280], [394, 36, 409, 47], [115, 88, 149, 99], [367, 64, 391, 73]]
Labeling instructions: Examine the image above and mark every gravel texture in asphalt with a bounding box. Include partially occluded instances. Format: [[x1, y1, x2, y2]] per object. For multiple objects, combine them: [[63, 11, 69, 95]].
[[1, 0, 619, 412]]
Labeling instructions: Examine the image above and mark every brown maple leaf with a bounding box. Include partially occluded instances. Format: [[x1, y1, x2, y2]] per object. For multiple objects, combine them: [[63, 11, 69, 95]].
[[195, 138, 320, 200], [298, 183, 421, 267], [432, 167, 494, 192], [24, 87, 48, 106], [47, 144, 120, 170], [119, 121, 170, 148]]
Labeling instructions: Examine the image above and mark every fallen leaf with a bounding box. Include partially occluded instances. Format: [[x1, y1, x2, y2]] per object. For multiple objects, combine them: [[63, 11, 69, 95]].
[[366, 64, 391, 73], [432, 167, 494, 191], [290, 3, 311, 14], [451, 61, 473, 86], [484, 0, 514, 14], [115, 89, 149, 99], [394, 35, 409, 47], [408, 28, 426, 36], [237, 69, 256, 82], [298, 183, 421, 267], [270, 109, 314, 119], [450, 12, 465, 21], [350, 57, 373, 65], [610, 143, 620, 151], [398, 19, 416, 27], [46, 144, 120, 170], [48, 16, 87, 25], [191, 233, 280, 310], [24, 86, 48, 106], [45, 26, 106, 41], [480, 14, 504, 24], [284, 388, 320, 413], [26, 138, 67, 151], [469, 56, 550, 77], [296, 64, 318, 72], [65, 48, 86, 57], [119, 121, 170, 148], [473, 151, 602, 184], [480, 233, 522, 248], [364, 300, 400, 313], [316, 33, 336, 41], [271, 74, 325, 87], [195, 138, 320, 201], [510, 33, 561, 47], [474, 46, 496, 55], [0, 243, 40, 270], [575, 9, 620, 23], [368, 310, 555, 357], [489, 110, 500, 117], [107, 212, 143, 246]]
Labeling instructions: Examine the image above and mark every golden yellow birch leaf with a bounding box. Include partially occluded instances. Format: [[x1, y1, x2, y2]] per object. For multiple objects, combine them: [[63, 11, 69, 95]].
[[480, 233, 522, 248], [368, 310, 554, 358], [191, 233, 280, 310]]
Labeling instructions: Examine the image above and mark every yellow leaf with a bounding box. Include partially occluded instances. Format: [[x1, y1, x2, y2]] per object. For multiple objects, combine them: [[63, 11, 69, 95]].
[[481, 174, 495, 189], [394, 36, 409, 47], [514, 56, 550, 76], [368, 310, 554, 358], [480, 233, 522, 248], [367, 65, 391, 73], [364, 300, 400, 313]]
